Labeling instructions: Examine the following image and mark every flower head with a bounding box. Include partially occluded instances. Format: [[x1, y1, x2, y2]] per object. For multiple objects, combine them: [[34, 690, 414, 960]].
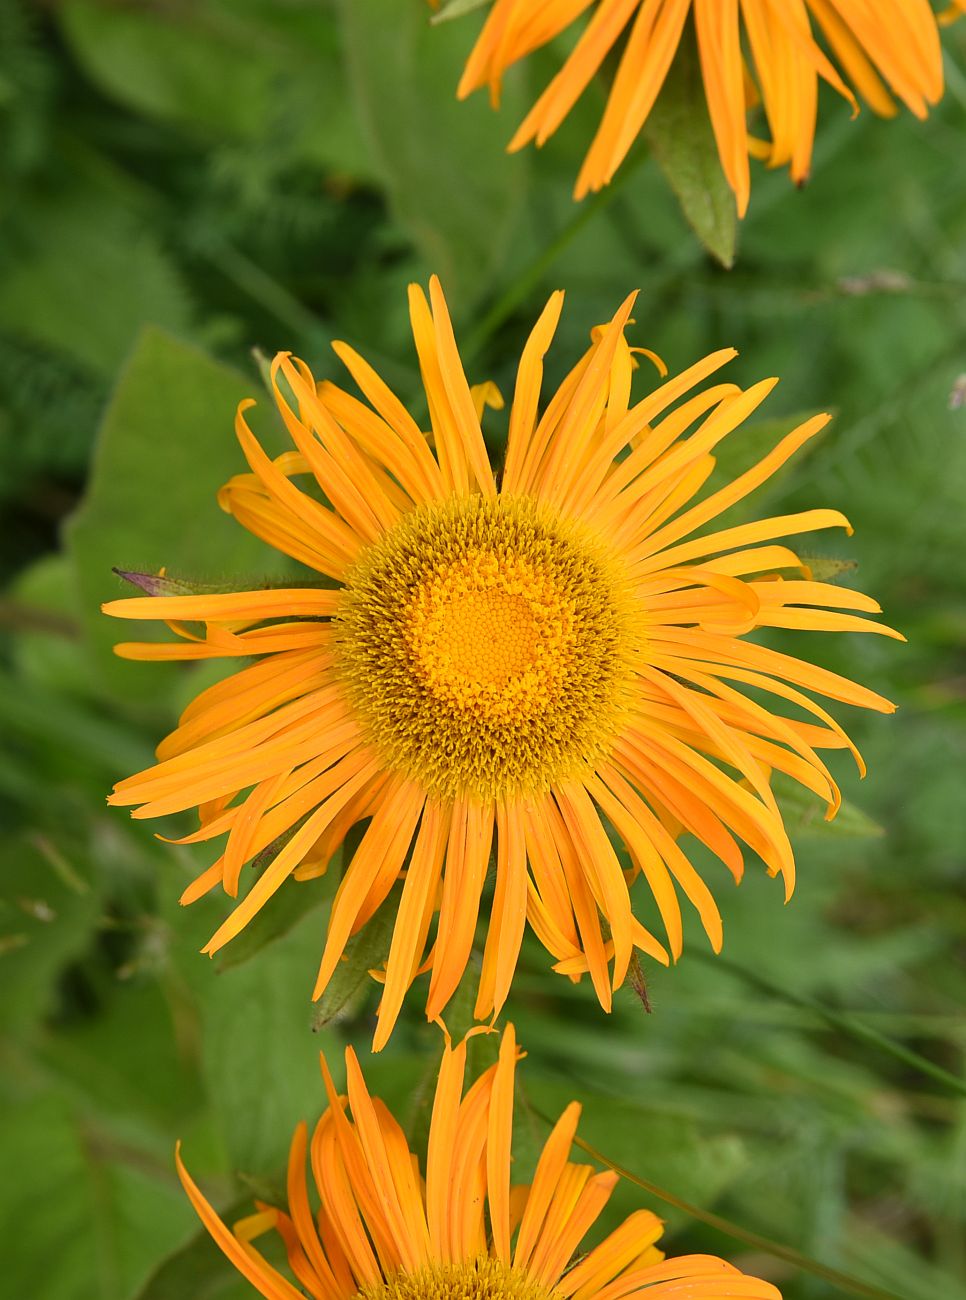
[[176, 1024, 781, 1300], [456, 0, 947, 215], [105, 277, 898, 1047]]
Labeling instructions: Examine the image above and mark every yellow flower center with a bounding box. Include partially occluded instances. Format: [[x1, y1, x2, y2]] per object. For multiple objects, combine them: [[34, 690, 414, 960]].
[[406, 549, 579, 727], [426, 584, 539, 680], [335, 495, 631, 800], [356, 1258, 554, 1300]]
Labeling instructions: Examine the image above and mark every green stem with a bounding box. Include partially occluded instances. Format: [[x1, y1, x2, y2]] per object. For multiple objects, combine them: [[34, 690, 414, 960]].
[[462, 147, 651, 361], [556, 1122, 903, 1300], [697, 951, 966, 1099], [202, 237, 331, 347], [0, 599, 78, 638]]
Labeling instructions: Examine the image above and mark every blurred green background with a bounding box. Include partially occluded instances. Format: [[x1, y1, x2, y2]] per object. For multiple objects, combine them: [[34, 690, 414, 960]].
[[1, 2, 965, 1298]]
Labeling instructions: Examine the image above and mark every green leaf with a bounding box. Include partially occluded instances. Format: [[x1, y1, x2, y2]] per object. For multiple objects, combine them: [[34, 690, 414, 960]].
[[311, 884, 399, 1031], [430, 0, 491, 22], [843, 1221, 966, 1300], [643, 31, 737, 268], [773, 772, 884, 840], [708, 949, 966, 1101], [0, 189, 193, 377], [8, 555, 88, 696], [59, 0, 264, 139], [64, 326, 294, 701], [57, 0, 375, 179], [0, 1093, 192, 1300], [216, 870, 337, 973], [135, 1206, 253, 1300], [0, 833, 100, 1038], [37, 979, 206, 1133], [194, 905, 337, 1182], [0, 668, 152, 797], [801, 554, 859, 582], [337, 0, 528, 303]]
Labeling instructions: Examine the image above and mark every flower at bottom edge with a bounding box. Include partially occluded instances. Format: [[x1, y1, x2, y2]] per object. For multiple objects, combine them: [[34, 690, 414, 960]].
[[177, 1024, 782, 1300], [103, 276, 900, 1050]]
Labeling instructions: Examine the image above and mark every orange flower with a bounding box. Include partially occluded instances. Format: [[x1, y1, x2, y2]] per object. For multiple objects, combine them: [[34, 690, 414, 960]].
[[456, 0, 946, 215], [105, 277, 898, 1048], [177, 1024, 782, 1300]]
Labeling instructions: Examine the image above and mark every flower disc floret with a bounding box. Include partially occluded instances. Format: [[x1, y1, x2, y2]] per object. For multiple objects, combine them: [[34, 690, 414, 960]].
[[358, 1258, 554, 1300], [335, 495, 632, 801]]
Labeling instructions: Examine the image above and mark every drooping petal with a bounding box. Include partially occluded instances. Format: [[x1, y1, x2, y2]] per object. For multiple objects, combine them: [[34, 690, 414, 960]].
[[456, 0, 949, 210]]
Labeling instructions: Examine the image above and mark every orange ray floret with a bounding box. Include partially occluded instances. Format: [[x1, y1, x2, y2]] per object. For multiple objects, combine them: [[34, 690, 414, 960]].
[[104, 276, 899, 1048], [177, 1024, 782, 1300], [454, 0, 947, 215]]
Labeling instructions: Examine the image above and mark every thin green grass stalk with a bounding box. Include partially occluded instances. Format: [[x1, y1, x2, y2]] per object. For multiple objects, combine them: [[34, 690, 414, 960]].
[[461, 148, 652, 361], [697, 952, 966, 1099], [554, 1122, 905, 1300]]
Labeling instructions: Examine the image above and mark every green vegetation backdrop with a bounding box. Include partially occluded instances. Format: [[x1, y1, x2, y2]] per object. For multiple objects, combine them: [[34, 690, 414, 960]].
[[1, 3, 964, 1299]]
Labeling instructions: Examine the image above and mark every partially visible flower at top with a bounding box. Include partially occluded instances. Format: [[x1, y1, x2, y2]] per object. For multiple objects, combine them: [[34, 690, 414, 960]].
[[456, 0, 949, 215], [177, 1023, 782, 1300], [104, 276, 899, 1049]]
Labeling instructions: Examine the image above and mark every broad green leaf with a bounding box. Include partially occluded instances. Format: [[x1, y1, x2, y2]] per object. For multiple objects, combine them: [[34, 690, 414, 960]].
[[58, 0, 375, 179], [64, 326, 294, 701], [60, 0, 265, 139], [0, 1092, 191, 1300], [135, 1208, 254, 1300], [337, 0, 528, 304], [0, 189, 193, 377], [195, 905, 337, 1181], [643, 34, 737, 268], [37, 979, 206, 1132]]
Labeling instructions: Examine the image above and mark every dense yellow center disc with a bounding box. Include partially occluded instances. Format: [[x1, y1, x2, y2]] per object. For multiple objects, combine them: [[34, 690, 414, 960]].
[[356, 1257, 553, 1300], [335, 495, 632, 800], [405, 548, 580, 729], [421, 585, 537, 685]]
